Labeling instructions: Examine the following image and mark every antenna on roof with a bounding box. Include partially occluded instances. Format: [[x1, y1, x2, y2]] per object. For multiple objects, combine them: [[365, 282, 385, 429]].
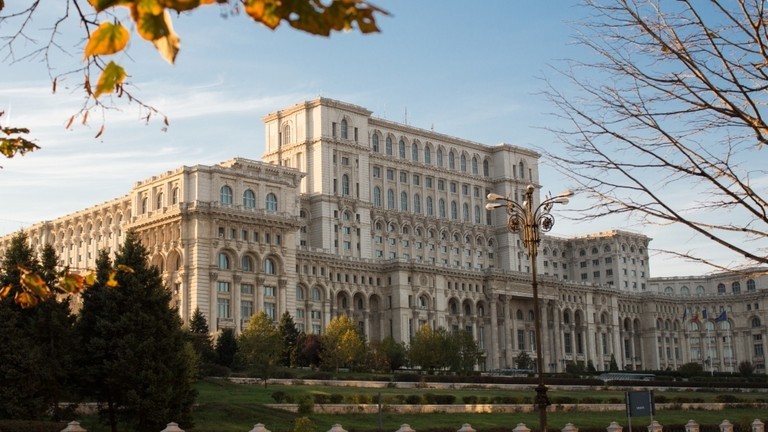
[[404, 107, 408, 125]]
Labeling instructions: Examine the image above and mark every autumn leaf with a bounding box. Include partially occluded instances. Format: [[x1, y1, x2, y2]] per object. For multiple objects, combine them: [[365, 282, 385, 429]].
[[243, 0, 283, 29], [20, 269, 52, 300], [15, 291, 39, 308], [106, 271, 120, 288], [88, 0, 131, 12], [85, 21, 130, 58], [84, 272, 97, 286], [94, 61, 127, 98], [116, 264, 134, 273], [132, 7, 180, 63], [59, 273, 85, 294], [0, 284, 11, 299]]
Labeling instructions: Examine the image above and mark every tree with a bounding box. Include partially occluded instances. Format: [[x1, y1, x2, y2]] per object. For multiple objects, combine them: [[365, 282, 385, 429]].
[[297, 332, 323, 368], [380, 336, 408, 373], [0, 1, 387, 148], [76, 232, 197, 432], [408, 324, 448, 374], [738, 360, 755, 377], [278, 311, 301, 367], [544, 0, 768, 271], [0, 233, 76, 420], [215, 328, 239, 369], [188, 307, 216, 376], [238, 312, 282, 387], [321, 315, 365, 372], [608, 354, 619, 372], [515, 351, 534, 370], [678, 361, 704, 378], [446, 330, 483, 374]]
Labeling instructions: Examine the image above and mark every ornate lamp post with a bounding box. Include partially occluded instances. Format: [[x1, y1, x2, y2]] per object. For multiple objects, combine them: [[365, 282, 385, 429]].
[[486, 184, 572, 432]]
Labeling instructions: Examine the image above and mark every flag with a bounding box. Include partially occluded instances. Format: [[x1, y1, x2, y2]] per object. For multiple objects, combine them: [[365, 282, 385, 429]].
[[715, 310, 728, 322], [702, 307, 708, 320], [683, 306, 688, 320]]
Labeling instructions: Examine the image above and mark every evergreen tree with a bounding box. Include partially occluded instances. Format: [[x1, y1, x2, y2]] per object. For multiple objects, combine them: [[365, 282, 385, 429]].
[[609, 354, 619, 372], [380, 336, 408, 373], [215, 328, 238, 369], [0, 232, 71, 419], [76, 232, 197, 432], [238, 312, 282, 387], [188, 307, 215, 376], [514, 351, 534, 370], [278, 311, 300, 367]]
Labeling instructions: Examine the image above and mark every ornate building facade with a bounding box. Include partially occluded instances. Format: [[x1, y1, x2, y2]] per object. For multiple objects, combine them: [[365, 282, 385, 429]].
[[2, 98, 766, 374]]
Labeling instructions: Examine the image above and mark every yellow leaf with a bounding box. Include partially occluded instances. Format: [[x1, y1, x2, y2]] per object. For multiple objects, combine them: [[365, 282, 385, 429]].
[[244, 0, 283, 30], [116, 264, 134, 273], [84, 21, 130, 58], [136, 0, 163, 15], [0, 284, 11, 299], [59, 273, 85, 294], [164, 0, 202, 12], [15, 291, 39, 309], [94, 61, 127, 98], [106, 271, 120, 288], [88, 0, 131, 12], [84, 272, 97, 287], [20, 271, 51, 299]]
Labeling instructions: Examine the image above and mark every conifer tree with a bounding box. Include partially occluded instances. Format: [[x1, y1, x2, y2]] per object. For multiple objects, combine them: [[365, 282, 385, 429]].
[[188, 306, 215, 376], [76, 231, 197, 432], [278, 311, 300, 367], [215, 327, 238, 369]]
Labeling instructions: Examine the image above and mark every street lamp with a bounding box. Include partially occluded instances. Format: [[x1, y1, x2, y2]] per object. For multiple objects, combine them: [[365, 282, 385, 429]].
[[486, 184, 573, 432]]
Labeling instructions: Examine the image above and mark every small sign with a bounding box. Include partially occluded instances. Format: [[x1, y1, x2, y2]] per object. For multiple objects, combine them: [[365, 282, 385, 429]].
[[625, 391, 654, 417]]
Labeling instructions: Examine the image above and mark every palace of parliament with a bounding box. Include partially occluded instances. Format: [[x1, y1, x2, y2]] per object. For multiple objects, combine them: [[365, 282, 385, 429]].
[[1, 98, 766, 374]]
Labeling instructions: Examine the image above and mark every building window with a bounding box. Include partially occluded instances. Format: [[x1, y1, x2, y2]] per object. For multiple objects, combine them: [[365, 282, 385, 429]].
[[414, 194, 421, 214], [372, 134, 380, 152], [748, 279, 756, 291], [437, 148, 443, 167], [220, 185, 233, 205], [217, 298, 230, 319], [451, 201, 458, 219], [265, 302, 276, 320], [241, 256, 253, 272], [217, 281, 230, 293], [424, 146, 431, 164], [399, 139, 406, 158], [342, 174, 350, 196], [312, 287, 322, 301], [172, 187, 179, 204], [242, 300, 253, 320], [341, 118, 348, 139], [400, 191, 408, 211], [732, 282, 741, 294], [373, 187, 382, 207], [243, 189, 256, 208], [386, 137, 393, 156], [265, 286, 275, 297], [460, 154, 467, 172], [412, 142, 419, 161], [266, 193, 278, 212], [264, 258, 276, 274], [449, 151, 455, 169], [241, 284, 254, 294], [373, 166, 381, 178], [218, 253, 230, 270], [141, 197, 148, 214], [426, 197, 434, 216], [387, 189, 395, 209]]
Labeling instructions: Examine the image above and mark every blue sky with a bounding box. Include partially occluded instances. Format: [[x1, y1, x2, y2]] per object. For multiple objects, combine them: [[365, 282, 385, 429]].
[[0, 1, 749, 277]]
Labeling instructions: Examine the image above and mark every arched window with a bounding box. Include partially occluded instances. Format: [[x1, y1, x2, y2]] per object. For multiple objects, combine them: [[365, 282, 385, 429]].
[[680, 286, 690, 296], [424, 146, 431, 164], [413, 193, 421, 214], [747, 279, 756, 291], [264, 258, 276, 274], [220, 186, 233, 205], [437, 148, 444, 167], [342, 211, 350, 221], [439, 199, 446, 218], [563, 310, 571, 324], [664, 286, 673, 294], [519, 161, 525, 179], [516, 309, 524, 320], [752, 317, 762, 328], [696, 285, 705, 295], [460, 154, 467, 172], [372, 134, 380, 152], [266, 193, 278, 212], [732, 282, 741, 294], [141, 197, 148, 214], [342, 174, 350, 196], [528, 310, 535, 321], [241, 256, 253, 272], [387, 189, 395, 209], [474, 205, 481, 224], [412, 142, 419, 161], [719, 320, 731, 330], [386, 137, 393, 156], [283, 124, 291, 145], [296, 286, 305, 300], [449, 151, 456, 169], [426, 197, 433, 216], [218, 253, 230, 270], [717, 283, 726, 294], [156, 193, 164, 209], [312, 287, 322, 301], [373, 187, 382, 207], [471, 157, 478, 175], [243, 189, 256, 208], [340, 118, 348, 139], [172, 187, 179, 204], [399, 139, 406, 158], [462, 203, 469, 221], [400, 191, 408, 211], [483, 160, 489, 177], [451, 201, 458, 219]]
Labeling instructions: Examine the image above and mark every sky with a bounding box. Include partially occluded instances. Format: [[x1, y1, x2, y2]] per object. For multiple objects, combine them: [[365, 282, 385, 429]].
[[0, 1, 759, 277]]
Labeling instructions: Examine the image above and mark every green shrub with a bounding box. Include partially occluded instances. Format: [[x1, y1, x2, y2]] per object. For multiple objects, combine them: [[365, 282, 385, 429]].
[[655, 395, 668, 403], [434, 394, 456, 404], [329, 393, 344, 403], [293, 416, 315, 432], [312, 393, 329, 404], [298, 396, 315, 415], [579, 397, 600, 404], [553, 396, 576, 404], [271, 391, 288, 403], [715, 394, 743, 403], [405, 394, 422, 404]]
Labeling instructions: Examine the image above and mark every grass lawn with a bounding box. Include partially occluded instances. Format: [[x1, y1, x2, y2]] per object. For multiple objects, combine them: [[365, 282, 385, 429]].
[[179, 379, 768, 432]]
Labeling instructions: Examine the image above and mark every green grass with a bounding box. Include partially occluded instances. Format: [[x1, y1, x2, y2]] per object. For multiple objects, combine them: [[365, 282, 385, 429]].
[[61, 379, 768, 432]]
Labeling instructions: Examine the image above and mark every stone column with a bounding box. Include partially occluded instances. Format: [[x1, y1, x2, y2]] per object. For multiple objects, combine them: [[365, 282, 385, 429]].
[[60, 421, 87, 432], [250, 424, 271, 432], [719, 420, 733, 432], [647, 420, 663, 432], [490, 300, 499, 369], [751, 419, 765, 432], [160, 423, 185, 432], [513, 424, 530, 432], [396, 425, 416, 432], [685, 420, 699, 432], [562, 423, 578, 432], [606, 422, 623, 432]]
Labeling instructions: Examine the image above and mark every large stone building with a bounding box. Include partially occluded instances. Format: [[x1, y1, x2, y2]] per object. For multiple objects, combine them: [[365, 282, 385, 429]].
[[2, 98, 766, 374]]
